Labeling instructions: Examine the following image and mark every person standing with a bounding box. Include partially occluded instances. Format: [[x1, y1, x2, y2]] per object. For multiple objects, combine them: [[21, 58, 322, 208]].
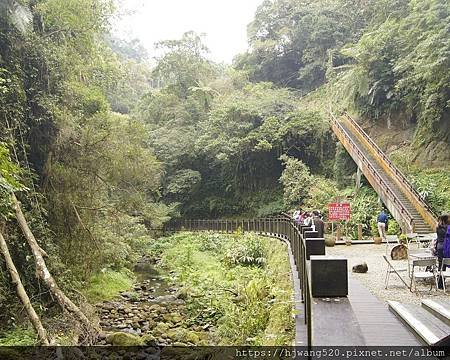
[[303, 212, 312, 227], [435, 214, 449, 290], [312, 210, 325, 238], [377, 209, 388, 240]]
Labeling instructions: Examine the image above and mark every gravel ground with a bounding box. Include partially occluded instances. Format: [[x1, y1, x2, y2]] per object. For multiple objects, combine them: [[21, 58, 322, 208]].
[[326, 243, 450, 306]]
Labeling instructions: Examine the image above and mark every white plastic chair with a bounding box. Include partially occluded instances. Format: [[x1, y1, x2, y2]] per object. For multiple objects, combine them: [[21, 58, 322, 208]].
[[410, 258, 437, 293]]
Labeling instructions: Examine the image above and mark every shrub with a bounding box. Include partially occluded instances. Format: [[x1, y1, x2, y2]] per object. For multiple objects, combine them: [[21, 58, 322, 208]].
[[198, 232, 226, 253], [224, 234, 267, 267]]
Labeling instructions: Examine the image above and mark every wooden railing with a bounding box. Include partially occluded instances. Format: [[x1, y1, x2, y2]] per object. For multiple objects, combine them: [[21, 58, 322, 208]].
[[330, 113, 416, 232], [343, 113, 437, 228], [165, 214, 317, 347]]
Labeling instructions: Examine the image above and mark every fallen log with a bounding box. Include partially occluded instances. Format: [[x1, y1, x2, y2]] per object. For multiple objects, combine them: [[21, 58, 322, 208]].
[[0, 229, 50, 345], [12, 194, 98, 342]]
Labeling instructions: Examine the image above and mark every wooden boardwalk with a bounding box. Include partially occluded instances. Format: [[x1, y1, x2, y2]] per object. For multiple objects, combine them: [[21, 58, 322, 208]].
[[309, 276, 420, 346], [348, 278, 420, 345]]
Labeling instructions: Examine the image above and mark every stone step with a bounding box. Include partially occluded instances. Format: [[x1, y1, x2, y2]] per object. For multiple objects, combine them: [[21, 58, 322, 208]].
[[422, 299, 450, 326], [388, 301, 450, 346]]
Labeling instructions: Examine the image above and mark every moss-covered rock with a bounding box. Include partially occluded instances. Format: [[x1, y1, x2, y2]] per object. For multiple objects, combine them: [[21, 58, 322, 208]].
[[185, 331, 200, 345], [194, 331, 209, 342], [162, 312, 183, 324], [141, 334, 158, 346], [153, 322, 170, 335], [105, 332, 144, 346]]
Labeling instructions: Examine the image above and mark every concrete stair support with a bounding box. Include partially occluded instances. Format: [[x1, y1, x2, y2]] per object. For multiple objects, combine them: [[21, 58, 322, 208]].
[[388, 301, 450, 346], [421, 299, 450, 326]]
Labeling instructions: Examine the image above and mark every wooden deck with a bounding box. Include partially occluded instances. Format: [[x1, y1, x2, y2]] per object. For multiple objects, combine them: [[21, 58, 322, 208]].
[[310, 276, 421, 346], [348, 278, 420, 345]]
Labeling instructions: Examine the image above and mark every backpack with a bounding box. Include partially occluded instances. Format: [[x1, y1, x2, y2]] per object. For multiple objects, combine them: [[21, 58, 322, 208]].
[[443, 225, 450, 258]]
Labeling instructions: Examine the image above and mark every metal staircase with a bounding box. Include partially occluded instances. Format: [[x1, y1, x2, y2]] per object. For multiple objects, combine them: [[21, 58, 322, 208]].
[[330, 113, 436, 234]]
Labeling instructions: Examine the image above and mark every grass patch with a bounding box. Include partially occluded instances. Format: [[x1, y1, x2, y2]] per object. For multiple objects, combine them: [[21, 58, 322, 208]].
[[0, 327, 37, 346], [150, 232, 294, 345], [83, 269, 135, 303]]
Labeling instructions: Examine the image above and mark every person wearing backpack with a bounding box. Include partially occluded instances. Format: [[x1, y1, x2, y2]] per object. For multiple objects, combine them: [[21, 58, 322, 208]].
[[435, 214, 449, 289]]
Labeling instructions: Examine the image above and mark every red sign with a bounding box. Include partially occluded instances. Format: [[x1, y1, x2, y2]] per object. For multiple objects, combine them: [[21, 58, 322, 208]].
[[328, 203, 351, 221]]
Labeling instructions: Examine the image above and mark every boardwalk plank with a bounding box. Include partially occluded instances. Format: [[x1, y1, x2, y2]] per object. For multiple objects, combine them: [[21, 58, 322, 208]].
[[308, 277, 421, 346], [348, 277, 421, 346]]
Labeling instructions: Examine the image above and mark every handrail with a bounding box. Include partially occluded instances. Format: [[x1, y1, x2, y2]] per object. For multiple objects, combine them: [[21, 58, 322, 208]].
[[165, 216, 314, 347], [343, 113, 438, 221], [329, 113, 415, 232]]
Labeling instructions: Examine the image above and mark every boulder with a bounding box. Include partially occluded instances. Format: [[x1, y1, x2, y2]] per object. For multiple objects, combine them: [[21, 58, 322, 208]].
[[173, 342, 187, 347], [194, 331, 209, 342], [352, 262, 368, 273], [141, 334, 158, 346], [122, 328, 141, 336], [185, 331, 200, 345], [162, 313, 183, 324], [149, 304, 162, 313], [105, 332, 144, 346], [166, 330, 179, 341], [153, 322, 170, 335]]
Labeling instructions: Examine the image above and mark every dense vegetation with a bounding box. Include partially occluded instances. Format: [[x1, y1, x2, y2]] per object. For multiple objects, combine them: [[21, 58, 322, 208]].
[[0, 0, 449, 345], [148, 232, 294, 345]]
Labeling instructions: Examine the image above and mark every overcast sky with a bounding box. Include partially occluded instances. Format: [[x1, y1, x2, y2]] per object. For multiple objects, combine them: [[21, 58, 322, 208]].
[[113, 0, 264, 64]]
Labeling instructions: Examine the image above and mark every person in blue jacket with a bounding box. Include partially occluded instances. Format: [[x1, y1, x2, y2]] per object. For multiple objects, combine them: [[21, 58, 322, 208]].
[[435, 214, 449, 289], [377, 209, 388, 240]]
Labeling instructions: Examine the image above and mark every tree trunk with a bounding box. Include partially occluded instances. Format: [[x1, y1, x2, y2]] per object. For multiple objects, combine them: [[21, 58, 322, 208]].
[[11, 194, 98, 341], [0, 230, 50, 345]]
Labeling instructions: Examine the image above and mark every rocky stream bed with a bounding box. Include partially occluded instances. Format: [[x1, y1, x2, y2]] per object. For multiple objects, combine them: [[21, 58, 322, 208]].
[[95, 256, 211, 346]]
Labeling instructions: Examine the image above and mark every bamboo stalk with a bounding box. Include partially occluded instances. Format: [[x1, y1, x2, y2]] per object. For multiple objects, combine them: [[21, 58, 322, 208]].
[[12, 194, 98, 341], [0, 230, 50, 345]]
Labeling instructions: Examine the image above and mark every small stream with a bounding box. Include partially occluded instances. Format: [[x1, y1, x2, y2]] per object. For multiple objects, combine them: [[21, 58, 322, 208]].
[[134, 257, 173, 296], [96, 256, 209, 346]]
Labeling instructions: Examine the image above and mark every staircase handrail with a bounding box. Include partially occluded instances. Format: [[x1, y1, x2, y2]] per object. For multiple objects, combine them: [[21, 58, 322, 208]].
[[343, 113, 438, 221], [330, 113, 415, 231]]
